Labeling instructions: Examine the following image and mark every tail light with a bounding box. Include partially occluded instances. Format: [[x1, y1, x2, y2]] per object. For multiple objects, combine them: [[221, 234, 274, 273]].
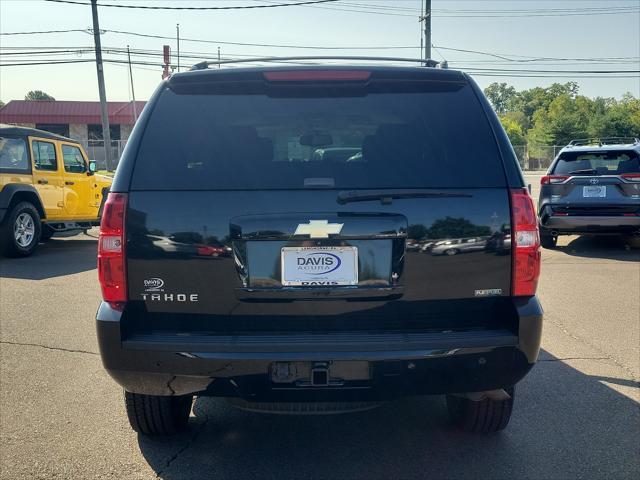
[[621, 173, 640, 182], [510, 188, 541, 296], [541, 175, 569, 185], [98, 193, 127, 306]]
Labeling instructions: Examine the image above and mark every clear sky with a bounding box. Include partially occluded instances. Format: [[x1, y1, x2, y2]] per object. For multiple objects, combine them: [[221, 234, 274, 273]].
[[1, 0, 639, 103]]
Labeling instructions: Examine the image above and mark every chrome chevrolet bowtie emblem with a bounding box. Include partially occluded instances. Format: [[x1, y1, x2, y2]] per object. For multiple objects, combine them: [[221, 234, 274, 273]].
[[294, 220, 344, 238]]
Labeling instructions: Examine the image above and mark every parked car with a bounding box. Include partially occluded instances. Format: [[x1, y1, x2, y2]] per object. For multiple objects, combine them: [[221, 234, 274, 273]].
[[96, 63, 542, 436], [0, 125, 113, 256], [430, 237, 488, 255], [538, 138, 640, 248]]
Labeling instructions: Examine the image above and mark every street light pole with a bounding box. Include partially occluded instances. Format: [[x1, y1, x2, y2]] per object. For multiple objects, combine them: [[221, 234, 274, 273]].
[[176, 23, 180, 72], [90, 0, 113, 170], [127, 45, 137, 122]]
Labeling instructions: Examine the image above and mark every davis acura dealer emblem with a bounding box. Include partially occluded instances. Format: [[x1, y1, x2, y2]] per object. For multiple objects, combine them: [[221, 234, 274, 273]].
[[294, 220, 344, 238]]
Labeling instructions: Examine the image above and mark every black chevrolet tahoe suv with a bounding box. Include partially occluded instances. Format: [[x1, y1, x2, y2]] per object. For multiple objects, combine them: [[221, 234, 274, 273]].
[[96, 63, 543, 436]]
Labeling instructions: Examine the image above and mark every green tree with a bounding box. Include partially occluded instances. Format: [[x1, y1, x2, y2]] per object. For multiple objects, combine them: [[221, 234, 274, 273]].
[[499, 115, 526, 146], [484, 82, 516, 115], [527, 94, 591, 147], [0, 99, 5, 109], [24, 90, 55, 101]]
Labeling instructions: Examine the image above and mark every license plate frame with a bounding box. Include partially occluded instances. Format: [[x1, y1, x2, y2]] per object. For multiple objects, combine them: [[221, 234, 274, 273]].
[[281, 246, 358, 287], [583, 185, 606, 198]]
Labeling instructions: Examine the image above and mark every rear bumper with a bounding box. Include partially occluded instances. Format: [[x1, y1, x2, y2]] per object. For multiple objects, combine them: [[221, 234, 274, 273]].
[[540, 209, 640, 234], [96, 297, 543, 399]]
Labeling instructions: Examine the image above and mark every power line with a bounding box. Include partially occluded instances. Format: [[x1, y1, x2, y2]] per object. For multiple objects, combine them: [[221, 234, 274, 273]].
[[44, 0, 341, 10], [1, 57, 638, 77], [0, 28, 89, 36], [103, 28, 417, 50], [284, 0, 639, 17]]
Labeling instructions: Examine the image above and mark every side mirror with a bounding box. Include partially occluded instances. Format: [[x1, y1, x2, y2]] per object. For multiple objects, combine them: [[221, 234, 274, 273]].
[[88, 161, 96, 175]]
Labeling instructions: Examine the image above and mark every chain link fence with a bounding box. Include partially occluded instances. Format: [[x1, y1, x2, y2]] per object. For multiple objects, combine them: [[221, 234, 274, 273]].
[[82, 140, 128, 171], [513, 145, 564, 172]]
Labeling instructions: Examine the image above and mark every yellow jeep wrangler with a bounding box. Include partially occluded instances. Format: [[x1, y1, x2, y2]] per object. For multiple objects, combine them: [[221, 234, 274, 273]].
[[0, 125, 113, 257]]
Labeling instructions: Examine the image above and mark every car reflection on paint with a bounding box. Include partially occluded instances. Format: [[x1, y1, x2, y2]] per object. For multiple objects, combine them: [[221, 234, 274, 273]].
[[149, 234, 231, 258], [484, 231, 512, 255], [430, 236, 489, 256]]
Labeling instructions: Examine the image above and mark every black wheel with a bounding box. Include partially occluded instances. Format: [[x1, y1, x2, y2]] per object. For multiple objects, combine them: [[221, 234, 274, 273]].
[[540, 232, 557, 249], [40, 225, 55, 241], [0, 202, 41, 257], [124, 391, 193, 435], [446, 388, 514, 433]]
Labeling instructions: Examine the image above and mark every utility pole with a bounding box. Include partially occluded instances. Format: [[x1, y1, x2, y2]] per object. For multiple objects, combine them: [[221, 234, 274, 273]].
[[91, 0, 113, 170], [127, 45, 137, 122], [217, 47, 221, 68], [419, 1, 424, 59], [419, 0, 432, 60], [176, 24, 180, 72]]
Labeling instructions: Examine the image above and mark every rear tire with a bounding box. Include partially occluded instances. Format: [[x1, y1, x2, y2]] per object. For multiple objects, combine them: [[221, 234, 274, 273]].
[[1, 202, 41, 257], [445, 248, 459, 255], [446, 388, 514, 433], [540, 232, 557, 249], [124, 391, 193, 435]]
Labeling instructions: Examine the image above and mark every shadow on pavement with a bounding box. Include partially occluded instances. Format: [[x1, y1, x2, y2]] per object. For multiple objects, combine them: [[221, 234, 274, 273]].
[[0, 236, 97, 280], [554, 235, 640, 262], [137, 350, 639, 480]]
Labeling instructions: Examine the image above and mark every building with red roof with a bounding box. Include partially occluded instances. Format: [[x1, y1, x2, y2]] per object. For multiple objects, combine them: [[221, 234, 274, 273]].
[[0, 100, 146, 145]]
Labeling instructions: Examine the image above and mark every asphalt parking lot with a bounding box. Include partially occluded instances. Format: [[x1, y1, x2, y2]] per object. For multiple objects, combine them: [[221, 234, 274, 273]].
[[1, 174, 639, 479]]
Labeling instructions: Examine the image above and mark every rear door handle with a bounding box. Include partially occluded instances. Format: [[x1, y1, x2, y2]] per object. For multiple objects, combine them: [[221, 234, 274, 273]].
[[65, 181, 75, 185], [37, 179, 48, 185]]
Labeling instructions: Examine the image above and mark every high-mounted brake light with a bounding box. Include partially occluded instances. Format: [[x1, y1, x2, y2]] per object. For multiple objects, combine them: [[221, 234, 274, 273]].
[[263, 70, 371, 82], [541, 175, 570, 185], [98, 193, 127, 306], [510, 188, 541, 297], [621, 173, 640, 182]]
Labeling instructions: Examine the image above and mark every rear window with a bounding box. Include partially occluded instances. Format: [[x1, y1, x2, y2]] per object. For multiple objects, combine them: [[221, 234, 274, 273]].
[[131, 82, 505, 190], [553, 151, 640, 175], [0, 136, 29, 172]]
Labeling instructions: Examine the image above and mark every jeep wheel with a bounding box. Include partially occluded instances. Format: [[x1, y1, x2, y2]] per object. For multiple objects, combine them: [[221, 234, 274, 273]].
[[124, 391, 193, 435], [446, 388, 514, 433], [540, 232, 557, 249], [1, 202, 41, 257]]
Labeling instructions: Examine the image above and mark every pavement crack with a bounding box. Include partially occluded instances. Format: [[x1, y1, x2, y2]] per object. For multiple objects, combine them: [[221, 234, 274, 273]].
[[544, 316, 639, 381], [155, 412, 210, 478], [0, 340, 99, 356], [539, 356, 611, 362]]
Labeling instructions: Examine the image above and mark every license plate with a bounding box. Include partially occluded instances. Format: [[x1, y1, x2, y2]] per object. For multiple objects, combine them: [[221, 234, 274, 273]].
[[583, 186, 606, 198], [281, 246, 358, 286]]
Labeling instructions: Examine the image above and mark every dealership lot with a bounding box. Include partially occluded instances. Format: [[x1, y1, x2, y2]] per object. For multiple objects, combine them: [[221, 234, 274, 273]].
[[1, 176, 639, 480]]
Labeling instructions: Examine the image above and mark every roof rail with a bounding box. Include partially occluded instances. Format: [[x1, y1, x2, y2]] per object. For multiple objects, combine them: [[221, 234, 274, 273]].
[[567, 137, 640, 147], [190, 56, 442, 71]]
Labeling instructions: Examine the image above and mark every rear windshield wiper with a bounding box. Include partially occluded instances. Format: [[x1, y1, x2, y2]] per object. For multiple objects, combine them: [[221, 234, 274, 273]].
[[567, 168, 598, 175], [337, 189, 472, 205]]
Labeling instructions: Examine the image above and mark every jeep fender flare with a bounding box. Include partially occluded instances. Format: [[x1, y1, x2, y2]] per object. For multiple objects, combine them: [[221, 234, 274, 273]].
[[0, 184, 46, 224], [97, 186, 110, 219]]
